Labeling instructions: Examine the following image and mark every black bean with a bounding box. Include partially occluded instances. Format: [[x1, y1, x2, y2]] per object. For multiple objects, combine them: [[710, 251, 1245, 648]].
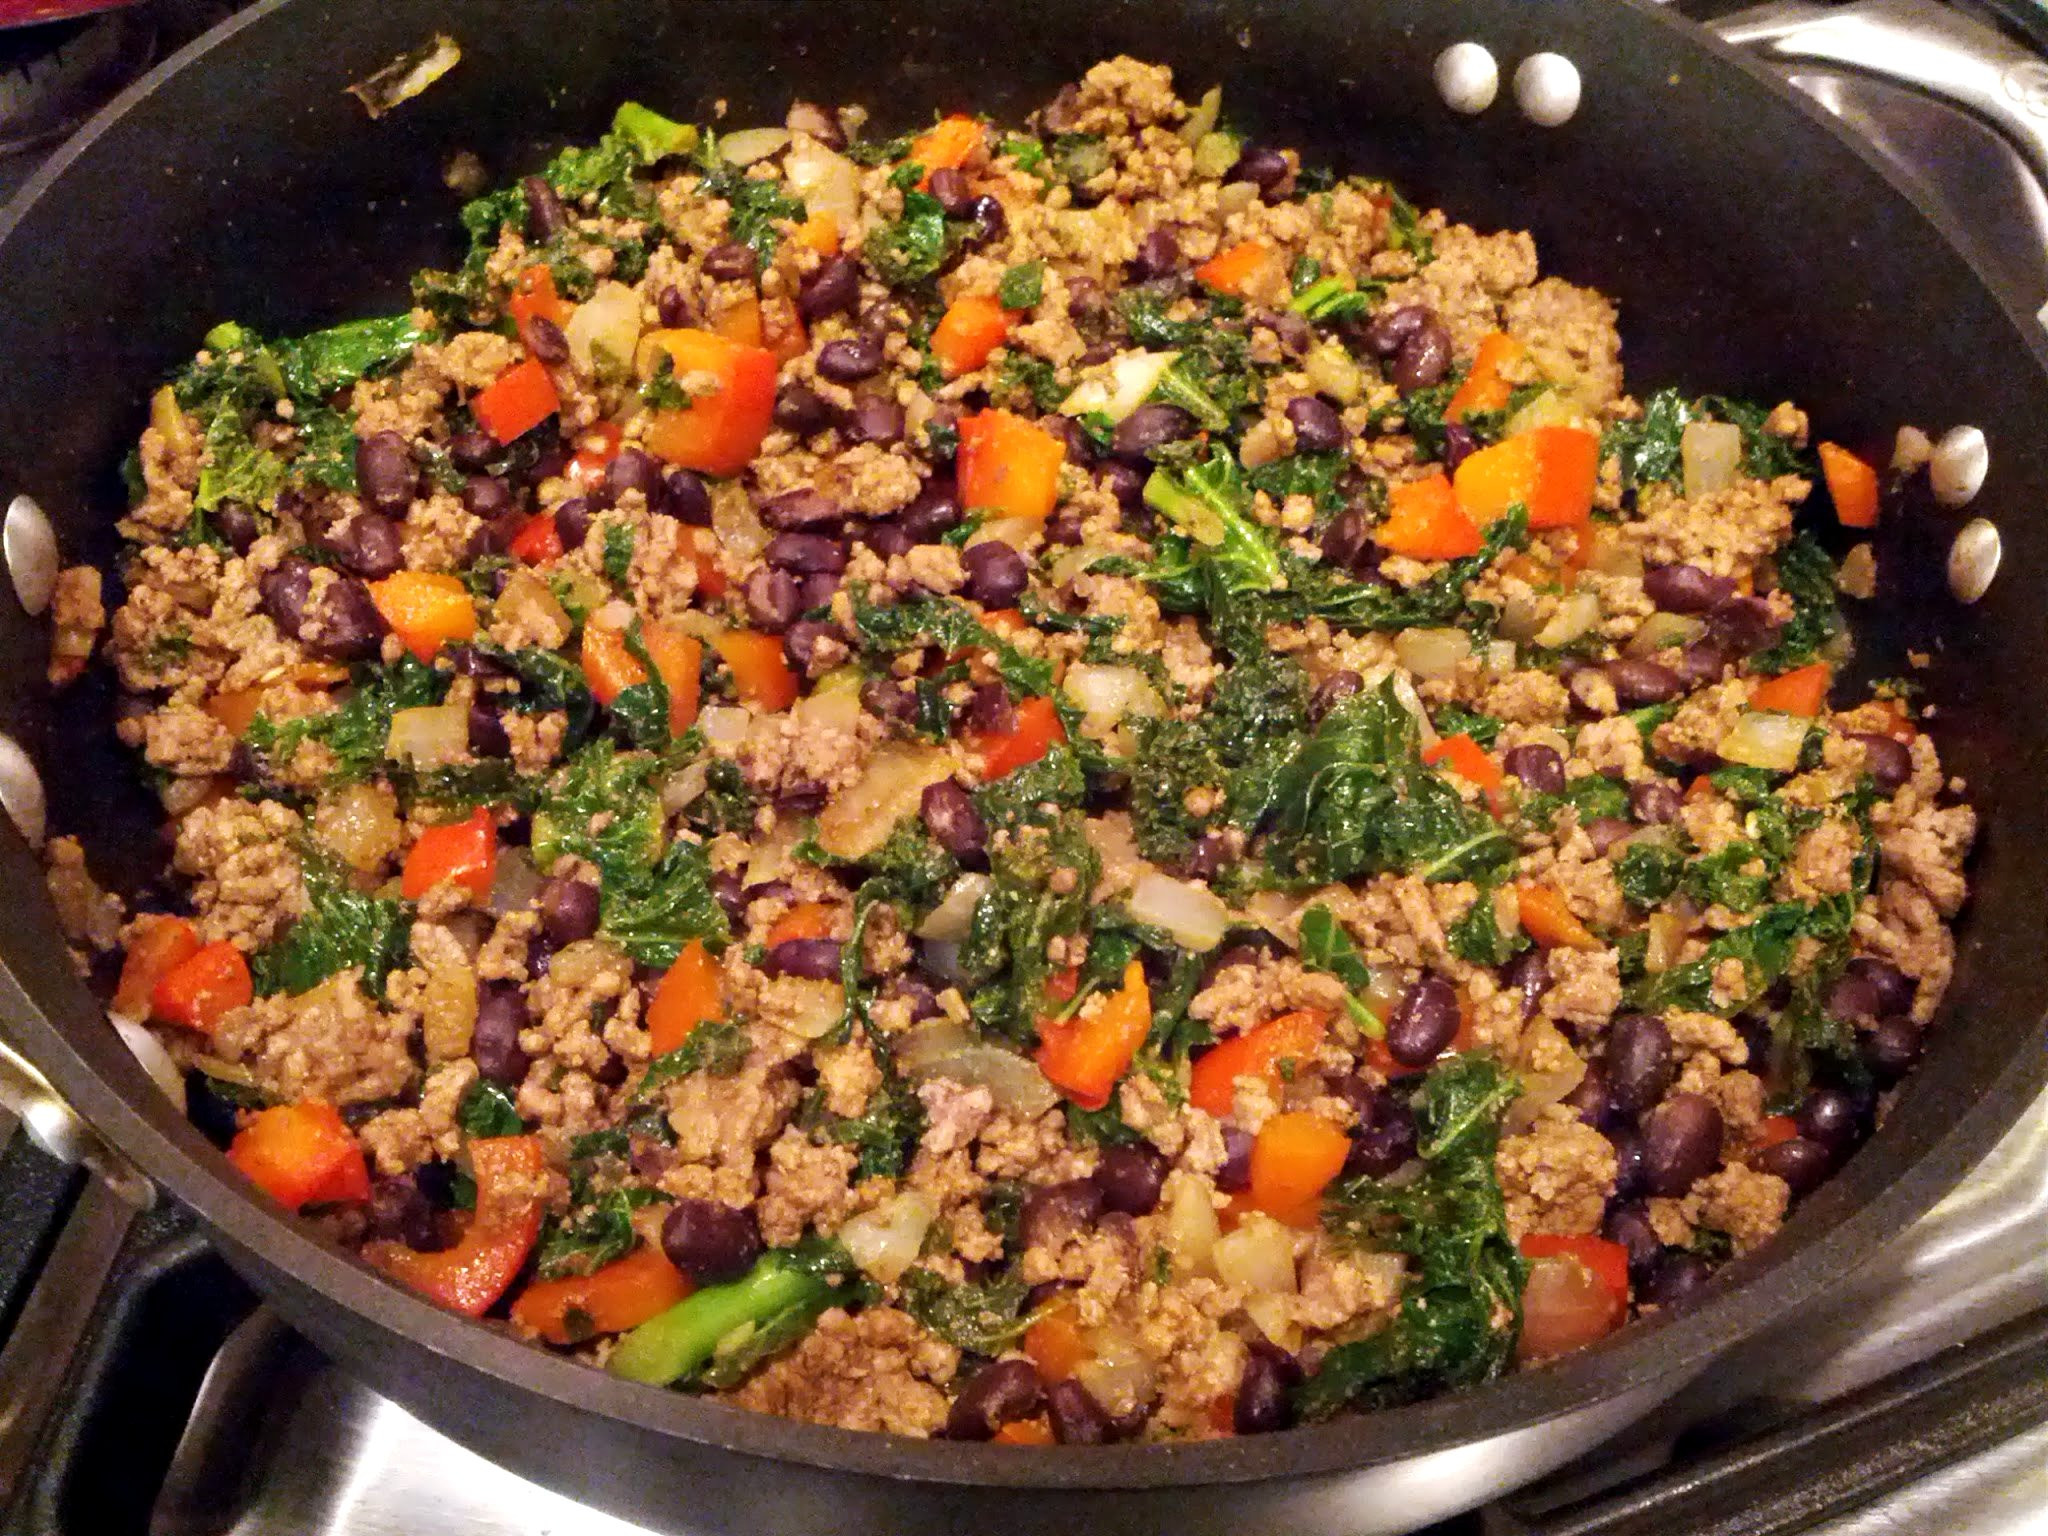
[[764, 532, 847, 576], [1441, 422, 1479, 473], [1286, 395, 1345, 455], [213, 501, 261, 553], [356, 430, 418, 517], [1603, 1204, 1662, 1279], [926, 166, 976, 218], [1850, 733, 1912, 794], [592, 1051, 629, 1089], [1707, 596, 1780, 657], [1037, 414, 1097, 471], [1642, 563, 1736, 614], [1129, 225, 1181, 281], [1795, 1087, 1861, 1151], [900, 480, 963, 543], [1100, 459, 1146, 512], [1216, 1127, 1254, 1192], [1642, 1093, 1724, 1197], [1630, 780, 1681, 825], [1503, 744, 1567, 795], [1672, 640, 1729, 690], [760, 488, 842, 529], [708, 871, 746, 928], [816, 335, 883, 383], [782, 618, 841, 678], [1642, 1250, 1712, 1308], [1112, 403, 1196, 462], [655, 285, 694, 329], [1318, 507, 1376, 575], [661, 1198, 762, 1284], [1848, 956, 1915, 1016], [524, 315, 570, 365], [794, 256, 858, 325], [309, 577, 386, 661], [1342, 1082, 1419, 1177], [961, 540, 1029, 608], [1825, 968, 1883, 1024], [1362, 304, 1431, 359], [1047, 1379, 1113, 1445], [946, 1358, 1043, 1441], [765, 937, 843, 980], [367, 1177, 445, 1249], [963, 194, 1006, 245], [1391, 321, 1453, 392], [1385, 974, 1459, 1066], [1178, 832, 1228, 881], [774, 381, 837, 436], [920, 780, 988, 864], [1227, 144, 1290, 194], [537, 875, 600, 946], [1563, 1064, 1616, 1130], [1310, 670, 1363, 722], [464, 518, 518, 564], [961, 681, 1014, 737], [863, 521, 914, 559], [467, 700, 511, 759], [1755, 1136, 1832, 1197], [1093, 1144, 1166, 1216], [1019, 1179, 1104, 1251], [859, 677, 915, 728], [1503, 949, 1552, 1021], [472, 983, 531, 1085], [1605, 657, 1686, 707], [448, 429, 500, 473], [702, 242, 758, 281], [554, 497, 594, 552], [846, 395, 906, 447], [743, 566, 802, 632], [1585, 817, 1634, 857], [521, 175, 568, 242], [330, 512, 404, 579], [605, 448, 664, 506], [1610, 1128, 1649, 1200], [462, 474, 514, 521], [1251, 307, 1311, 359], [1605, 1013, 1675, 1117], [1233, 1339, 1300, 1434]]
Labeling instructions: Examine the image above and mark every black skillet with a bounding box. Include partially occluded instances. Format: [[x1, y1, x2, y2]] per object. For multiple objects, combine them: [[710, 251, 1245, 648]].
[[0, 1, 2040, 1531]]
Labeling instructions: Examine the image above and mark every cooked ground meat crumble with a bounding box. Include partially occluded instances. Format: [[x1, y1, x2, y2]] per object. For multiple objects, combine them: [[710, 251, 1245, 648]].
[[48, 57, 1974, 1444]]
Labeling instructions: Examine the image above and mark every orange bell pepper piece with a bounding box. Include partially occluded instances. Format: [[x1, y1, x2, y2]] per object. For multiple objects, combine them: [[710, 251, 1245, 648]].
[[1750, 661, 1831, 717], [581, 617, 702, 735], [640, 328, 779, 477], [1035, 960, 1151, 1111], [1444, 331, 1525, 423], [1023, 1307, 1091, 1382], [1453, 426, 1600, 531], [1247, 1112, 1351, 1228], [910, 114, 985, 186], [150, 938, 251, 1033], [1193, 238, 1286, 301], [402, 807, 498, 904], [683, 525, 728, 598], [711, 628, 798, 712], [508, 265, 568, 329], [508, 512, 564, 565], [1818, 442, 1879, 529], [1517, 882, 1599, 951], [966, 694, 1066, 781], [1754, 1113, 1800, 1150], [931, 293, 1015, 379], [764, 901, 838, 950], [1519, 1232, 1630, 1311], [1422, 733, 1505, 814], [711, 294, 765, 349], [366, 1135, 547, 1317], [204, 687, 268, 738], [1189, 1009, 1329, 1119], [116, 913, 200, 1018], [510, 1243, 694, 1346], [473, 356, 561, 444], [793, 210, 840, 256], [368, 570, 476, 662], [647, 938, 724, 1056], [957, 409, 1066, 524], [229, 1099, 371, 1209], [993, 1418, 1056, 1446], [1378, 472, 1482, 560]]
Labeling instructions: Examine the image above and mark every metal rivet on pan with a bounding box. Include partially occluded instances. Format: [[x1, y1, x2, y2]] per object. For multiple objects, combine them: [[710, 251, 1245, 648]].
[[1434, 43, 1499, 115], [0, 732, 46, 850], [1929, 426, 1988, 509], [1513, 52, 1582, 127], [1947, 518, 2001, 604], [5, 495, 58, 617]]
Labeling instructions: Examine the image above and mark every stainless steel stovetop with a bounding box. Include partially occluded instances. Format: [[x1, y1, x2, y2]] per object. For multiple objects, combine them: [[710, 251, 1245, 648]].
[[0, 3, 2044, 1534]]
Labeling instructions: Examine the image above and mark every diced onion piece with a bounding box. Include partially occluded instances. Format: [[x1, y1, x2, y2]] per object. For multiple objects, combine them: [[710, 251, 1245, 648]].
[[150, 384, 196, 457], [419, 954, 479, 1064], [718, 126, 791, 165], [1682, 420, 1744, 498], [1532, 590, 1602, 649], [1393, 626, 1472, 683], [794, 686, 863, 737], [743, 822, 802, 887], [1388, 672, 1438, 748], [1212, 1212, 1298, 1295], [1061, 350, 1178, 424], [1503, 390, 1582, 436], [1164, 1173, 1220, 1277], [488, 846, 540, 916], [1626, 612, 1706, 659], [661, 761, 710, 812], [918, 940, 966, 986], [1645, 911, 1688, 974], [495, 567, 571, 641], [771, 978, 846, 1040], [915, 874, 992, 943], [711, 480, 770, 560], [1718, 710, 1808, 772], [698, 704, 751, 745], [112, 1016, 186, 1108], [964, 517, 1040, 552], [1242, 1293, 1301, 1353], [1194, 132, 1243, 179], [1498, 594, 1544, 644], [1486, 640, 1517, 675], [564, 281, 641, 378], [1304, 340, 1364, 405], [1073, 1325, 1159, 1421], [1587, 528, 1643, 579], [838, 1191, 936, 1284], [1245, 888, 1309, 947], [1178, 85, 1222, 146], [897, 1020, 1061, 1119], [782, 136, 860, 226], [1504, 1060, 1587, 1135], [1237, 417, 1285, 471], [313, 782, 403, 873], [1129, 871, 1229, 952], [815, 743, 953, 861], [387, 702, 469, 766], [1048, 544, 1115, 590], [1062, 663, 1163, 735]]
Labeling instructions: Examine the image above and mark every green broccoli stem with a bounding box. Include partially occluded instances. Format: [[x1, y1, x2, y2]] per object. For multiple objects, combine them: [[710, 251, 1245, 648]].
[[611, 101, 698, 163], [607, 1253, 832, 1387]]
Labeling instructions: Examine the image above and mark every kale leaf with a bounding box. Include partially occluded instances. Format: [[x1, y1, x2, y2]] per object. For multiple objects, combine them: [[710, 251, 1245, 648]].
[[457, 1077, 527, 1138], [960, 817, 1100, 1047], [1753, 533, 1844, 674], [899, 1266, 1036, 1354], [1603, 388, 1811, 491], [864, 189, 952, 286], [800, 1072, 926, 1181], [1616, 841, 1685, 908], [537, 1188, 668, 1281], [636, 1020, 752, 1099], [244, 652, 446, 786], [1448, 886, 1530, 966], [1297, 903, 1380, 1033], [848, 588, 1055, 698], [599, 835, 730, 969], [250, 852, 412, 1001], [997, 261, 1044, 309]]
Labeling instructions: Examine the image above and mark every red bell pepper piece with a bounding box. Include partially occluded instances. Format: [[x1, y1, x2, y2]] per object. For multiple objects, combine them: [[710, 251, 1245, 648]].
[[640, 329, 778, 477], [229, 1100, 371, 1209], [930, 293, 1014, 378], [1751, 662, 1831, 717], [366, 1135, 547, 1316], [473, 357, 561, 444], [402, 808, 498, 903], [1818, 442, 1879, 529], [1189, 1010, 1329, 1119], [508, 512, 564, 566], [1379, 472, 1483, 559], [117, 913, 201, 1018], [1035, 961, 1150, 1111], [1444, 331, 1525, 424], [966, 694, 1065, 781], [957, 409, 1066, 524], [151, 940, 252, 1034]]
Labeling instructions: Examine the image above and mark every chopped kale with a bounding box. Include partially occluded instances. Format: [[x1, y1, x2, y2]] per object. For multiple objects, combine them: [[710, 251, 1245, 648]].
[[1126, 717, 1224, 868], [960, 817, 1099, 1047], [635, 1020, 752, 1100], [250, 852, 412, 1001], [456, 1078, 527, 1138], [696, 152, 807, 262], [863, 189, 952, 286], [638, 352, 693, 411], [1065, 1100, 1144, 1146], [973, 742, 1088, 833], [1449, 887, 1530, 967], [603, 523, 637, 587], [1616, 841, 1685, 908], [898, 1266, 1036, 1354], [471, 641, 599, 748], [800, 1072, 925, 1180], [1603, 388, 1811, 491], [995, 354, 1065, 412], [244, 652, 446, 786], [997, 261, 1045, 309], [1297, 903, 1381, 1033], [1432, 706, 1504, 750], [1289, 274, 1381, 324], [1247, 450, 1350, 516], [1754, 533, 1844, 674], [848, 588, 1055, 698], [1683, 842, 1773, 914], [536, 1188, 668, 1282], [599, 835, 729, 969]]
